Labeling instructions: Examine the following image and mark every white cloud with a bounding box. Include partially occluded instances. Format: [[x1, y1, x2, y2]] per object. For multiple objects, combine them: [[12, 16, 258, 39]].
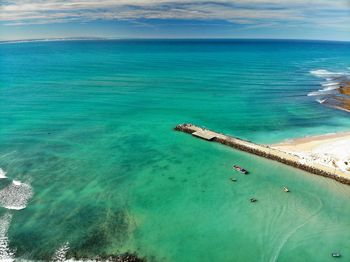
[[1, 0, 349, 29]]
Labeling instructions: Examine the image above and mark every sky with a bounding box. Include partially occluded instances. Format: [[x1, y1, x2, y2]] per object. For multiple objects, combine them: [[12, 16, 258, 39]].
[[1, 0, 350, 41]]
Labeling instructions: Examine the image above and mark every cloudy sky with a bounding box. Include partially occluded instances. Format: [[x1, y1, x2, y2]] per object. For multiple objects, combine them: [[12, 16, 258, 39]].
[[1, 0, 350, 41]]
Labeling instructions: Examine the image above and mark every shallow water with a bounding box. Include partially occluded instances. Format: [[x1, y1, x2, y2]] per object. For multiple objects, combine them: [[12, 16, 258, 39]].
[[0, 39, 350, 261]]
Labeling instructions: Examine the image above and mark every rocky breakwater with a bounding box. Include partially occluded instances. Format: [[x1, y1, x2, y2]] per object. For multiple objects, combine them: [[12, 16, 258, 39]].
[[174, 124, 350, 185]]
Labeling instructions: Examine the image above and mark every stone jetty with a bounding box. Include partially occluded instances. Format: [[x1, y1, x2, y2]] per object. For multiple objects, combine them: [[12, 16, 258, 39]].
[[175, 124, 350, 185]]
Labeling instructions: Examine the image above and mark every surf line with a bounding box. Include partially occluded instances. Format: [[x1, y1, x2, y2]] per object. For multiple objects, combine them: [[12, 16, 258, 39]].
[[174, 124, 350, 185]]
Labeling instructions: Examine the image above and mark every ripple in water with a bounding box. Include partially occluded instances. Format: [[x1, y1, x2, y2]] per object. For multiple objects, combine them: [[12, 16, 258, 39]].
[[0, 180, 33, 210]]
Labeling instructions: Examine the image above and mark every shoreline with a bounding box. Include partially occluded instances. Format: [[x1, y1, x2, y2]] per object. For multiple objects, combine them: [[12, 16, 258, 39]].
[[271, 131, 350, 174], [274, 131, 350, 145], [175, 124, 350, 185], [310, 69, 350, 113]]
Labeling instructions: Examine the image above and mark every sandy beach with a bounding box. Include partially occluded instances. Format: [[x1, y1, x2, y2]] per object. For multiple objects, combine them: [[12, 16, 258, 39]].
[[272, 132, 350, 174]]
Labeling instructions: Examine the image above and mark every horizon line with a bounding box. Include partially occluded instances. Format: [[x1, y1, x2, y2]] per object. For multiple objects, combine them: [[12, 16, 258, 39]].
[[1, 36, 350, 44]]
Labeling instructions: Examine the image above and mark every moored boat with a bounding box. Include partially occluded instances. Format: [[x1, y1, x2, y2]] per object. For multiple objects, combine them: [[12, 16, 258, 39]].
[[233, 165, 248, 174], [283, 186, 290, 192], [332, 252, 341, 258]]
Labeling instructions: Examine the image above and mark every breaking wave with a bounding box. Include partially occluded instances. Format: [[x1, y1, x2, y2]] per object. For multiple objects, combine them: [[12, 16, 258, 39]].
[[309, 69, 350, 95], [0, 169, 7, 179], [321, 81, 340, 87], [0, 213, 15, 261], [52, 242, 70, 262], [310, 69, 346, 78], [308, 68, 350, 112], [0, 180, 33, 210]]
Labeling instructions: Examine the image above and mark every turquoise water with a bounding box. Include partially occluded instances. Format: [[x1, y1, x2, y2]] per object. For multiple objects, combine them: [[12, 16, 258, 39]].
[[0, 39, 350, 261]]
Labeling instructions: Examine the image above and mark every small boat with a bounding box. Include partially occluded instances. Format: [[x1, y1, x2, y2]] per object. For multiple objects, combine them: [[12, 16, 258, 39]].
[[283, 187, 290, 192], [332, 252, 341, 258], [250, 198, 257, 203], [230, 178, 237, 182], [233, 165, 248, 174]]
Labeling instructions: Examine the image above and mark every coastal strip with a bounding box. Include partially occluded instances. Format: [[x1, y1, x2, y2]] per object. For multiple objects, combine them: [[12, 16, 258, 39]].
[[174, 124, 350, 185]]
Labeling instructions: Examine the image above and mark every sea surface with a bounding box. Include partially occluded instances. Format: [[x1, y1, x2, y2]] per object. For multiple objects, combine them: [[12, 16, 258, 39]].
[[0, 39, 350, 261]]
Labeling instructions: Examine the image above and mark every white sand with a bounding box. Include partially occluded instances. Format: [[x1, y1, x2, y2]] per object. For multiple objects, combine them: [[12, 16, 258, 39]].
[[272, 132, 350, 174]]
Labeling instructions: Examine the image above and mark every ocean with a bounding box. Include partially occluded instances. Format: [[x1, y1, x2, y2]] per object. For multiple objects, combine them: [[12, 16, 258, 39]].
[[0, 39, 350, 261]]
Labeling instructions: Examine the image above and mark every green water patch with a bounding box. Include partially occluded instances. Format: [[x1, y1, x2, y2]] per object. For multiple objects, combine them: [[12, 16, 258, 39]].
[[126, 137, 350, 262], [1, 40, 350, 261]]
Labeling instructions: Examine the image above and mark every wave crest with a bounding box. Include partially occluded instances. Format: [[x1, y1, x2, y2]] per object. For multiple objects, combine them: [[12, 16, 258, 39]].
[[0, 213, 15, 261], [308, 68, 350, 96], [52, 242, 70, 262], [0, 169, 7, 179], [310, 69, 345, 78]]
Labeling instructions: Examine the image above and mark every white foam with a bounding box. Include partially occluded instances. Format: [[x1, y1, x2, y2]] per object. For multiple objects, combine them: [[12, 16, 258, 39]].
[[0, 181, 33, 210], [307, 90, 334, 96], [0, 169, 7, 179], [12, 180, 21, 186], [310, 69, 344, 78], [309, 68, 350, 101], [321, 81, 340, 87], [322, 85, 340, 91], [0, 213, 14, 261], [307, 91, 321, 96], [316, 99, 326, 104], [52, 242, 70, 262]]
